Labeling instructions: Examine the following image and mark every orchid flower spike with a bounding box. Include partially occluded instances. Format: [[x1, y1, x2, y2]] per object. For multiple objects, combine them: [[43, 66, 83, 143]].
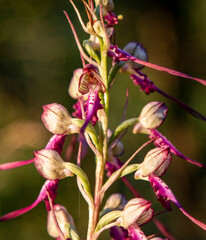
[[0, 180, 58, 221]]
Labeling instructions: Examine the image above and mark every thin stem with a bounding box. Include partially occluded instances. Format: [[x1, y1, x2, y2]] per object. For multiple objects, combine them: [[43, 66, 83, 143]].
[[101, 138, 155, 195], [92, 222, 117, 240], [46, 191, 66, 240], [63, 11, 99, 67], [89, 155, 104, 240]]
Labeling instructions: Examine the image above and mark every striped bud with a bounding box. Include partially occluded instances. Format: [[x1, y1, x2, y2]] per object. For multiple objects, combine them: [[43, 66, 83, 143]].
[[138, 101, 168, 129], [47, 204, 78, 239], [34, 149, 73, 180], [104, 193, 127, 211], [135, 147, 172, 178], [116, 198, 153, 228]]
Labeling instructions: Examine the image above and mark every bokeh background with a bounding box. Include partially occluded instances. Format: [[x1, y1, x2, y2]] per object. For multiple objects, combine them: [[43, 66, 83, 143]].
[[0, 0, 206, 239]]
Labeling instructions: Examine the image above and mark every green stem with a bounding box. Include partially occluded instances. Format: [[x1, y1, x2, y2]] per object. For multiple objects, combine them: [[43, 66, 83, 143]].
[[88, 36, 109, 239]]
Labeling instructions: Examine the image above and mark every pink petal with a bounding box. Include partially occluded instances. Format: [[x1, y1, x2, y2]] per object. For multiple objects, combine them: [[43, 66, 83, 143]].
[[110, 45, 206, 86], [0, 159, 34, 171]]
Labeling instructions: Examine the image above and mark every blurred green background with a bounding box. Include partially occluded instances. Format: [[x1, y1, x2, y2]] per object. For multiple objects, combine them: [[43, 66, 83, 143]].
[[0, 0, 206, 239]]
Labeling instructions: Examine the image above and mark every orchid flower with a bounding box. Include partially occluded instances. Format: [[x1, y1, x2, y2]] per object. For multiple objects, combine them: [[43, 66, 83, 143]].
[[78, 64, 106, 135]]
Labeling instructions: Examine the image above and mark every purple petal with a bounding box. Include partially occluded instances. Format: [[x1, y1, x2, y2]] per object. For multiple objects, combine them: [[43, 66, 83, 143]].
[[110, 45, 206, 86], [127, 224, 148, 240], [131, 72, 206, 121], [110, 226, 129, 240], [149, 129, 206, 169], [80, 89, 103, 135], [149, 174, 206, 230], [45, 134, 66, 154]]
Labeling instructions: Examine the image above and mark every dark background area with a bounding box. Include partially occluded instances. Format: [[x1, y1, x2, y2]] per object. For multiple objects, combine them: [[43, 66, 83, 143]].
[[0, 0, 206, 239]]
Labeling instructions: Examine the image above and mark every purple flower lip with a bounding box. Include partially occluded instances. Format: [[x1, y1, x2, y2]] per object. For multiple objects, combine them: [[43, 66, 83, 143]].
[[149, 174, 206, 230]]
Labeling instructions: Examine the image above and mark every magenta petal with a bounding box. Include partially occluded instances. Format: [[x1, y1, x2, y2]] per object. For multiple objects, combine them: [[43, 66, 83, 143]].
[[149, 129, 206, 169], [80, 90, 103, 135], [0, 135, 66, 171], [45, 134, 66, 154], [149, 174, 206, 230], [127, 224, 148, 240], [0, 180, 58, 221], [149, 174, 177, 211], [131, 71, 206, 122], [0, 159, 34, 171], [179, 208, 206, 230], [0, 201, 39, 221], [110, 45, 206, 86]]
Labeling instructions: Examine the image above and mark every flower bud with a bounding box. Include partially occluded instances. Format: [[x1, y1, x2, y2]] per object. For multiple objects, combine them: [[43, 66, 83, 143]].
[[116, 198, 153, 228], [123, 42, 148, 70], [47, 204, 78, 239], [135, 147, 172, 178], [41, 103, 72, 135], [104, 193, 127, 211], [107, 129, 124, 157], [34, 149, 73, 180], [132, 122, 150, 134], [102, 0, 114, 12], [68, 68, 84, 99], [93, 21, 106, 38], [112, 141, 125, 156], [138, 101, 168, 129]]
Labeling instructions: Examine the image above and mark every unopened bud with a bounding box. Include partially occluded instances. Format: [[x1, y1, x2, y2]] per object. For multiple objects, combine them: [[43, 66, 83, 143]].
[[42, 103, 72, 135], [112, 141, 124, 156], [87, 26, 113, 51], [123, 42, 148, 70], [138, 101, 168, 129], [104, 193, 127, 211], [135, 147, 172, 178], [34, 149, 73, 180], [47, 204, 78, 239], [93, 21, 106, 38], [116, 198, 153, 228], [107, 129, 125, 156], [133, 122, 150, 134], [102, 0, 114, 12], [68, 69, 84, 99]]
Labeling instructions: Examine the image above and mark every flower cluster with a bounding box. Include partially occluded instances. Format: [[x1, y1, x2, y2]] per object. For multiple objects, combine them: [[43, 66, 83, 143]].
[[1, 1, 206, 240]]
